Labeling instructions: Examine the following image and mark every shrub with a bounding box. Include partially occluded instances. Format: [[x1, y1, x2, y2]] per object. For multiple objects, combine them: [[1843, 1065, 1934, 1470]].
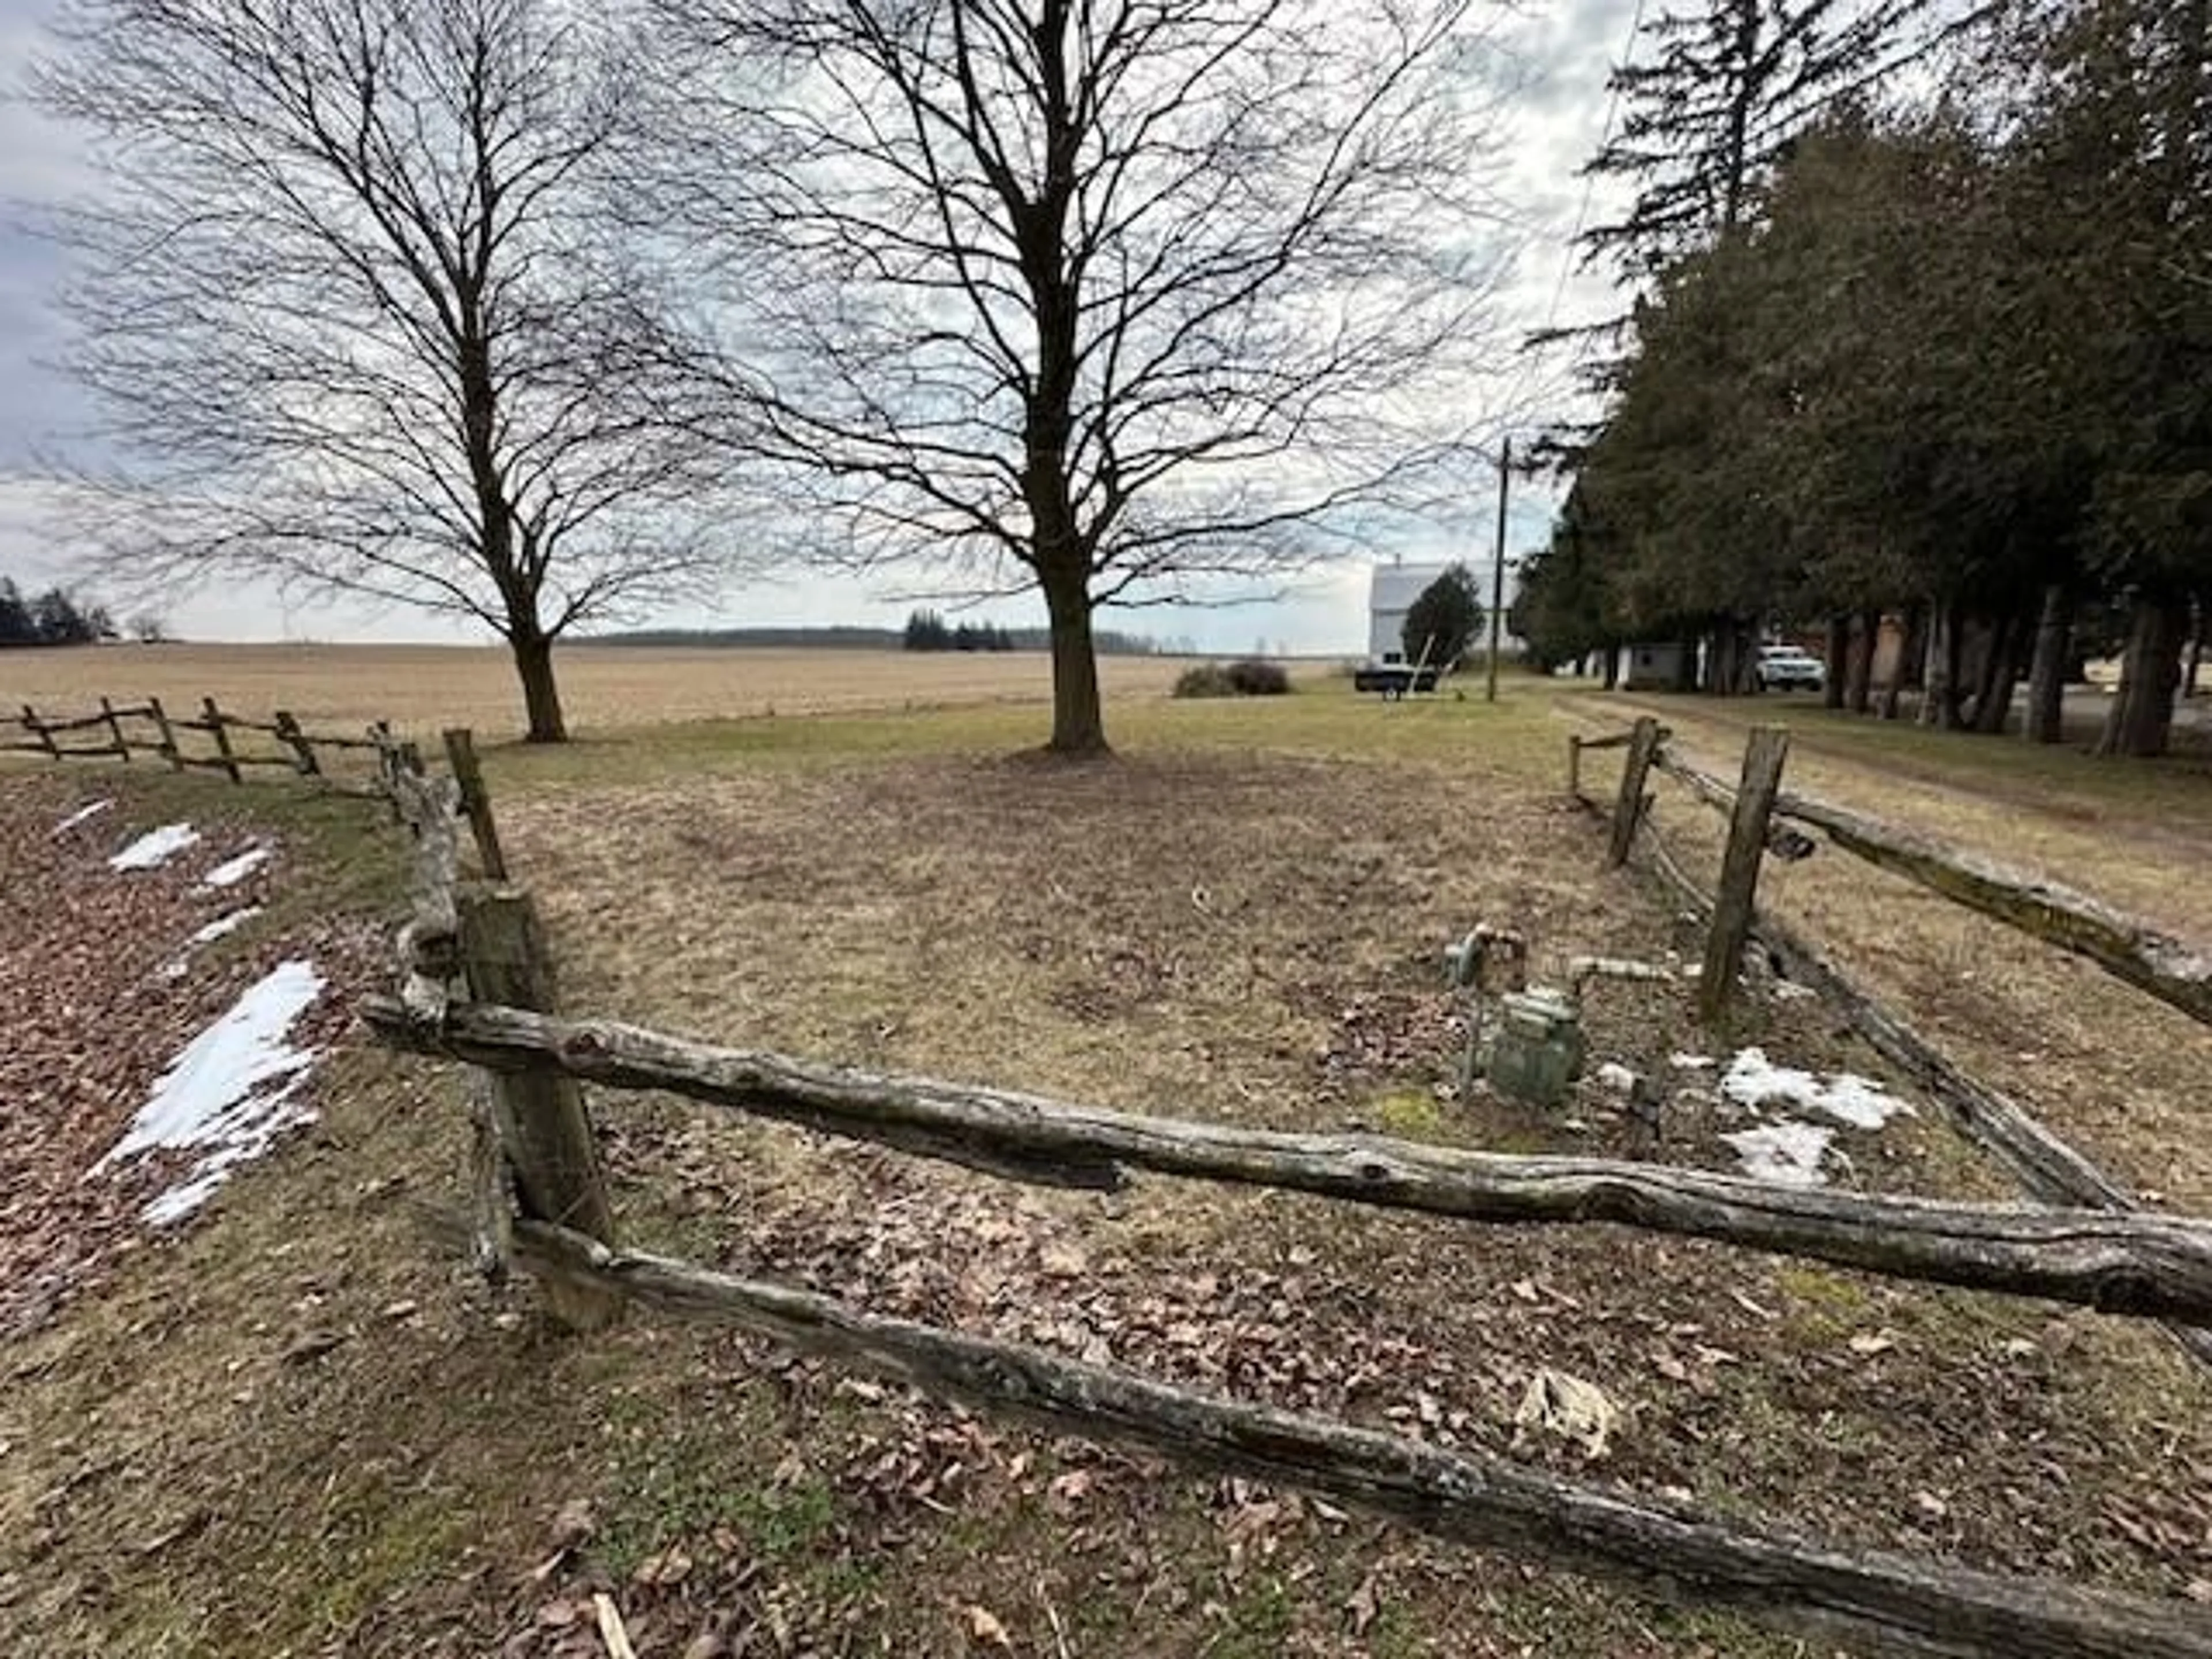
[[1172, 658, 1291, 698], [1225, 657, 1290, 695], [1172, 662, 1237, 698]]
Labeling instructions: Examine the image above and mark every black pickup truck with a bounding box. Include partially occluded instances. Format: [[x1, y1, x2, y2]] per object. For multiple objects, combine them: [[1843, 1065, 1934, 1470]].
[[1352, 660, 1443, 698]]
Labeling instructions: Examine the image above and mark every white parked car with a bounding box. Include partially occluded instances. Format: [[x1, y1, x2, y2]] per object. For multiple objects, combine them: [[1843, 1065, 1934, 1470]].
[[1755, 645, 1827, 692]]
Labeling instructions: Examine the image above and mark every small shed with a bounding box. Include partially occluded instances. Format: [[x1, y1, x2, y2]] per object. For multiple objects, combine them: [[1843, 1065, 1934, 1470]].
[[1617, 641, 1687, 690]]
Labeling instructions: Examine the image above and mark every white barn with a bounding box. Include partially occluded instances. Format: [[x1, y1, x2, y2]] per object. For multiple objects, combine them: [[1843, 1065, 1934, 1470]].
[[1366, 560, 1522, 662]]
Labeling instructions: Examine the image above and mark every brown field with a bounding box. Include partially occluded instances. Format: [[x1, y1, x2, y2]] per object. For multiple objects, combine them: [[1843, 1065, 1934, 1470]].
[[6, 683, 2212, 1656], [0, 642, 1195, 739]]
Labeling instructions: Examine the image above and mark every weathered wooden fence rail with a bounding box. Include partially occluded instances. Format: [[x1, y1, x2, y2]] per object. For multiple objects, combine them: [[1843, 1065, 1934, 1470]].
[[1650, 747, 2212, 1030], [362, 995, 2212, 1328], [5, 693, 403, 797], [357, 751, 2212, 1658]]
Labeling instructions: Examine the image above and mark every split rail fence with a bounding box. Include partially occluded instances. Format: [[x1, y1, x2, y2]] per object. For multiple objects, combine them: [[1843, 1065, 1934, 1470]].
[[1572, 715, 2212, 1377], [356, 738, 2212, 1658], [5, 694, 408, 801]]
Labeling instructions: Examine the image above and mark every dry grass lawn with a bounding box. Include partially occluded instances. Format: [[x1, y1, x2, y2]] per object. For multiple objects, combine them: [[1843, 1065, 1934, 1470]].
[[0, 642, 1194, 741], [5, 683, 2211, 1658]]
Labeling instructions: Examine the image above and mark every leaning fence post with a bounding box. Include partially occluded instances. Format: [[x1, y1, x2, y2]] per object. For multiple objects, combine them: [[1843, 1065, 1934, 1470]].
[[1699, 725, 1791, 1024], [273, 710, 321, 777], [146, 697, 184, 770], [99, 696, 129, 761], [20, 704, 58, 762], [456, 886, 620, 1331], [202, 696, 243, 785], [442, 727, 509, 880], [1606, 717, 1661, 868]]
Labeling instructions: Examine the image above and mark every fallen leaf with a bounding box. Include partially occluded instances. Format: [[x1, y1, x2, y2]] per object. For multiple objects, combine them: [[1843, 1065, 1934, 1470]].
[[1848, 1332, 1896, 1357], [965, 1603, 1014, 1649], [280, 1330, 347, 1365], [1344, 1569, 1383, 1636], [632, 1546, 694, 1588], [1513, 1368, 1621, 1459]]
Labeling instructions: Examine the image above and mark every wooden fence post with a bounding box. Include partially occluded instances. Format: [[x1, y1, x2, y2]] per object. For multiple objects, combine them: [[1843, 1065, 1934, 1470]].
[[442, 728, 509, 881], [202, 696, 243, 785], [20, 704, 58, 761], [1606, 717, 1661, 868], [147, 697, 184, 770], [372, 721, 405, 821], [456, 887, 620, 1331], [1567, 734, 1582, 800], [273, 710, 321, 777], [1699, 725, 1791, 1024], [99, 696, 129, 761]]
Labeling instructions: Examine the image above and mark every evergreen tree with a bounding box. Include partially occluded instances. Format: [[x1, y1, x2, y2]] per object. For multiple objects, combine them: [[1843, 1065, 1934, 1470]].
[[1401, 566, 1484, 668]]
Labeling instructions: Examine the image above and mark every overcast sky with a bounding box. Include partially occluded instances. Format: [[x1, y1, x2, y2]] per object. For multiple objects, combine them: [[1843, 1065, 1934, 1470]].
[[0, 0, 1634, 652]]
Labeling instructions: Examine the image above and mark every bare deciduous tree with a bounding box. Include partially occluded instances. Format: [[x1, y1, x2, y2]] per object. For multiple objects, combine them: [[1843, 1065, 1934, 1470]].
[[36, 0, 724, 741], [634, 0, 1516, 753]]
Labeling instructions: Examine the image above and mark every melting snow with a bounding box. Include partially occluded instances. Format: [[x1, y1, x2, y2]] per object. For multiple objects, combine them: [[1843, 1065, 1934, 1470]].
[[92, 960, 325, 1224], [1669, 1052, 1715, 1071], [1721, 1047, 1910, 1130], [189, 907, 263, 946], [1722, 1121, 1836, 1187], [200, 846, 271, 889], [109, 823, 202, 870], [1594, 1062, 1638, 1092], [54, 800, 113, 834]]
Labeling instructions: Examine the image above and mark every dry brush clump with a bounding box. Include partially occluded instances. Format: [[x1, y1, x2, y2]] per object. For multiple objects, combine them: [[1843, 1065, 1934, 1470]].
[[1172, 660, 1291, 699]]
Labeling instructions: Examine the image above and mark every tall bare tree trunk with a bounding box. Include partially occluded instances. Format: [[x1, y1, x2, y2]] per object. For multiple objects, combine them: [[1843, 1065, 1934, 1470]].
[[1881, 603, 1923, 721], [2024, 585, 2071, 744], [2186, 599, 2205, 699], [510, 628, 568, 744], [1846, 608, 1878, 714], [1042, 569, 1107, 756], [1822, 614, 1847, 709], [1970, 612, 2021, 734], [1676, 635, 1701, 692], [2095, 595, 2187, 758], [1926, 601, 1964, 730], [1601, 646, 1620, 691]]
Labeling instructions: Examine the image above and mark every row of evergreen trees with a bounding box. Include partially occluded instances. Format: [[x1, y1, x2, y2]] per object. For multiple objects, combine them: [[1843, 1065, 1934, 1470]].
[[0, 578, 115, 647], [902, 611, 1018, 653], [1520, 0, 2211, 755]]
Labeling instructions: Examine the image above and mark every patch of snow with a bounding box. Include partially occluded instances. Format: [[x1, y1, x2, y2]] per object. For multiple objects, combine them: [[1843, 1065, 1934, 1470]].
[[189, 906, 263, 946], [108, 823, 202, 870], [1721, 1047, 1911, 1131], [92, 960, 325, 1224], [1721, 1121, 1835, 1187], [199, 846, 271, 889], [1771, 980, 1818, 1001], [54, 799, 113, 835], [1669, 1052, 1715, 1071], [1594, 1062, 1638, 1093]]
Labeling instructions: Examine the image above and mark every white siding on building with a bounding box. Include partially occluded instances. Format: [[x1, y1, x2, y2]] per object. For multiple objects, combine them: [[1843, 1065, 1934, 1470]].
[[1366, 561, 1522, 661]]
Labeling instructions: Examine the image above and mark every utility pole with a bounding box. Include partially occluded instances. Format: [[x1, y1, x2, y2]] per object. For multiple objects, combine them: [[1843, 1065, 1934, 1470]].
[[1486, 437, 1511, 704]]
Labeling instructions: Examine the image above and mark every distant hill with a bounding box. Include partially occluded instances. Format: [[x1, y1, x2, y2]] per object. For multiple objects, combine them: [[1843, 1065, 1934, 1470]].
[[580, 624, 1168, 655]]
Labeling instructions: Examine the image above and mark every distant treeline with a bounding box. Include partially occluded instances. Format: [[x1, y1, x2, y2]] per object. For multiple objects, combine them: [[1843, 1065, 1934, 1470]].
[[0, 579, 115, 648], [903, 610, 1014, 652], [586, 619, 1168, 655]]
